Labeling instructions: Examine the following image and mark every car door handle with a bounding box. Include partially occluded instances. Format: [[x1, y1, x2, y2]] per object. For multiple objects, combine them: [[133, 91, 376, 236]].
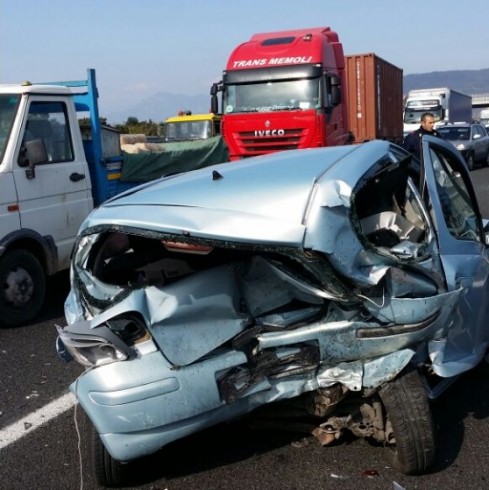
[[70, 172, 86, 182]]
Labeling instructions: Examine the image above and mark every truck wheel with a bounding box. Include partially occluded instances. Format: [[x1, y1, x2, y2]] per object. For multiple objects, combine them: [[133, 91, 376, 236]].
[[0, 250, 46, 327], [466, 154, 474, 171], [379, 367, 435, 475], [91, 424, 131, 488]]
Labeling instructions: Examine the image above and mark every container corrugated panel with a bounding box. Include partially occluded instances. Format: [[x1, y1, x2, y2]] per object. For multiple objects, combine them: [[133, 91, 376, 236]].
[[345, 53, 403, 143]]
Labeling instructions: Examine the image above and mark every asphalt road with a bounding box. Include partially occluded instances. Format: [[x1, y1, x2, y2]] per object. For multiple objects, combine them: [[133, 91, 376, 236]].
[[3, 166, 489, 490]]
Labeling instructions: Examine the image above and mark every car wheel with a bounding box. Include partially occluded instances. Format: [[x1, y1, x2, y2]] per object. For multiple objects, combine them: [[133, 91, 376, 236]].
[[466, 154, 474, 171], [485, 151, 489, 168], [379, 367, 435, 475], [91, 424, 131, 488], [0, 250, 46, 327]]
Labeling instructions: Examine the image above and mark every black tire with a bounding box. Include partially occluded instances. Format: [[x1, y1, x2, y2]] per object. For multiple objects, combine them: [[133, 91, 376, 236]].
[[484, 151, 489, 168], [0, 249, 46, 327], [91, 424, 131, 488], [379, 367, 435, 475], [466, 154, 474, 171]]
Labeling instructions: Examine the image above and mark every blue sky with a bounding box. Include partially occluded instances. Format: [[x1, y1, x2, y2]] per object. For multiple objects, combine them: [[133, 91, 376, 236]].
[[2, 0, 488, 120]]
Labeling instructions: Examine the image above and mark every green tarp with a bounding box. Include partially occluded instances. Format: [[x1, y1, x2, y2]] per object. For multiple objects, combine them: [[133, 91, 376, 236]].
[[120, 135, 229, 182]]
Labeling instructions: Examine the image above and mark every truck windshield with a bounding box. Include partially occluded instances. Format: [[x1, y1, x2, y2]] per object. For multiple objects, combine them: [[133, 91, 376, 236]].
[[165, 120, 212, 141], [223, 78, 320, 114], [0, 94, 20, 162], [403, 104, 443, 124]]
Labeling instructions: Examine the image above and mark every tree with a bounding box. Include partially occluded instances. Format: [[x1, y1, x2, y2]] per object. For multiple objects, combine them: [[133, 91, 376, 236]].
[[114, 117, 159, 136]]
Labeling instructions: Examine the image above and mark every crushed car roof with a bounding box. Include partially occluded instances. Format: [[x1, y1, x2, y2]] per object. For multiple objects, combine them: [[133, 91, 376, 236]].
[[87, 141, 397, 247]]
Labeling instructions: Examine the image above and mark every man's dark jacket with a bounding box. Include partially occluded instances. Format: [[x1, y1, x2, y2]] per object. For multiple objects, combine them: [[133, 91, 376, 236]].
[[402, 126, 441, 158]]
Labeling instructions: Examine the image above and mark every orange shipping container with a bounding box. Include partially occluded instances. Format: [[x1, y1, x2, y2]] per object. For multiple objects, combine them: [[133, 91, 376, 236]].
[[345, 53, 403, 144]]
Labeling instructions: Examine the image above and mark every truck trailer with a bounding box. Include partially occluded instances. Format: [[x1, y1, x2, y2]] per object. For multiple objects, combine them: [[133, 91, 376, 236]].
[[403, 88, 472, 135], [345, 53, 403, 144]]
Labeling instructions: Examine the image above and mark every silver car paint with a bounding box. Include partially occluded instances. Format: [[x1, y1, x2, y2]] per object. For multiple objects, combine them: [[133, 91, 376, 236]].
[[59, 137, 489, 462]]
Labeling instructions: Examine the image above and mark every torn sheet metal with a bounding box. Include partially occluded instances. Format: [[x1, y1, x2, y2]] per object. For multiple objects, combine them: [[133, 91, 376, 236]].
[[305, 202, 391, 286], [146, 265, 249, 366], [256, 311, 440, 365], [429, 338, 489, 377], [317, 349, 414, 391], [363, 289, 461, 324], [57, 138, 489, 470]]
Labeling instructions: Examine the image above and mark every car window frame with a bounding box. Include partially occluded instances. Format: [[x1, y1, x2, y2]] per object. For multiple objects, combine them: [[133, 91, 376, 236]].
[[421, 134, 485, 249]]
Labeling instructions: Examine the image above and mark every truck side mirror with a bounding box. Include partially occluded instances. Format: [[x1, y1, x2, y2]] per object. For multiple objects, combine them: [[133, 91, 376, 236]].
[[210, 82, 222, 115], [324, 74, 341, 111], [210, 94, 219, 115], [18, 138, 48, 179], [329, 74, 342, 106]]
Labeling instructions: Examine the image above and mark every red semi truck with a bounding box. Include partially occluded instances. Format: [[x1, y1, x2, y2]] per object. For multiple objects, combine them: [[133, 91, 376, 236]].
[[210, 27, 403, 160]]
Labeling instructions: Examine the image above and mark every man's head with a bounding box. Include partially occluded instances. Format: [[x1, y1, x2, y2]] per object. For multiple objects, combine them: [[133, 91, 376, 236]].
[[420, 112, 436, 132]]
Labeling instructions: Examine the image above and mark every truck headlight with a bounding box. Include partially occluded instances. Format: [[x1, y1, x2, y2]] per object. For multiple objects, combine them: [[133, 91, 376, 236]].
[[456, 143, 466, 151]]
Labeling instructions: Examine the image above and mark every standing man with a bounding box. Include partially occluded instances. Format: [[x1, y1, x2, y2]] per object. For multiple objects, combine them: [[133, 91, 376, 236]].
[[403, 112, 441, 159]]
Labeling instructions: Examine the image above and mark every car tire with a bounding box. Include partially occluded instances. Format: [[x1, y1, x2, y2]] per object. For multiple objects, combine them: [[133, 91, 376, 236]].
[[379, 367, 435, 475], [484, 151, 489, 168], [91, 424, 131, 488], [466, 154, 474, 171], [0, 250, 46, 327]]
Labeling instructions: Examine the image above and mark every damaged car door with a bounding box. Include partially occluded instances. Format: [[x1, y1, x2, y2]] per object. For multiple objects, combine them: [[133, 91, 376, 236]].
[[421, 134, 489, 382]]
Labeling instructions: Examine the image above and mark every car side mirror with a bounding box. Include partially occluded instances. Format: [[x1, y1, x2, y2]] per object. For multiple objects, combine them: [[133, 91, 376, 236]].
[[483, 220, 489, 245]]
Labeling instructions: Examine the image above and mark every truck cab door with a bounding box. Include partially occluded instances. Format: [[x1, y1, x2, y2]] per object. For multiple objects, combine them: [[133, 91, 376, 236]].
[[13, 97, 93, 270], [421, 134, 489, 376]]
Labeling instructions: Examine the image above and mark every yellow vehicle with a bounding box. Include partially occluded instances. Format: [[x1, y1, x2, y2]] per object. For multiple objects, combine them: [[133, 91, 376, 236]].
[[164, 112, 221, 142]]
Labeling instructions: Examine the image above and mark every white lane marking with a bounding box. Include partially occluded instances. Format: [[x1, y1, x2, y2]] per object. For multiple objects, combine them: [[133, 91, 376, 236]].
[[0, 392, 76, 450]]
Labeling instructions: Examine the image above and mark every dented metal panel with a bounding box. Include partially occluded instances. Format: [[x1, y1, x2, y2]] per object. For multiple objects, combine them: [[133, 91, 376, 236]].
[[56, 137, 489, 470]]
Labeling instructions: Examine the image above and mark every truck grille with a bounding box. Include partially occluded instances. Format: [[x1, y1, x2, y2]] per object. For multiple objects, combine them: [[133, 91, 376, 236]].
[[236, 129, 304, 156]]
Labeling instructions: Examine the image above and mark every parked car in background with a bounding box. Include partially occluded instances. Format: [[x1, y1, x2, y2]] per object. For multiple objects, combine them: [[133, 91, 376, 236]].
[[57, 136, 489, 487], [437, 122, 489, 170]]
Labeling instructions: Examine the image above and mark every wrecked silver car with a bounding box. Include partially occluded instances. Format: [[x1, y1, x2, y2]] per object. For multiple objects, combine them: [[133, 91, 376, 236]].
[[57, 135, 489, 487]]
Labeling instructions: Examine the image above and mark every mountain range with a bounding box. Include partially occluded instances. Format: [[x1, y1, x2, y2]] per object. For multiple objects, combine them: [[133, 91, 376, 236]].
[[105, 68, 489, 124]]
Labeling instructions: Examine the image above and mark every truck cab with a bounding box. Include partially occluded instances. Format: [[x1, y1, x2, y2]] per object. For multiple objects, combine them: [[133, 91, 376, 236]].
[[0, 69, 128, 327], [164, 113, 221, 142], [211, 27, 348, 160], [403, 88, 472, 136]]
